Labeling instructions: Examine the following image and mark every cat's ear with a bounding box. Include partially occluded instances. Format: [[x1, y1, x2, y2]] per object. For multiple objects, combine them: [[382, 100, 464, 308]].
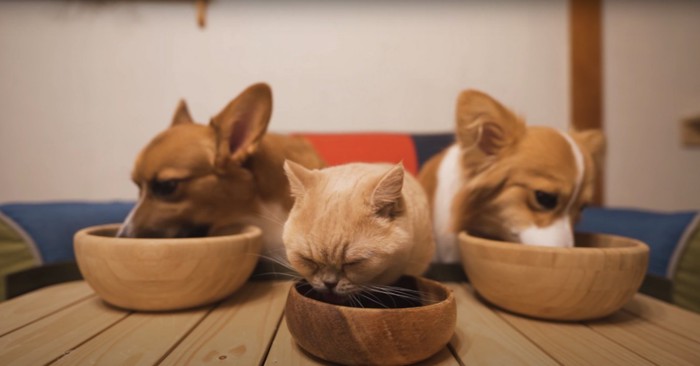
[[284, 160, 316, 199], [371, 163, 405, 218]]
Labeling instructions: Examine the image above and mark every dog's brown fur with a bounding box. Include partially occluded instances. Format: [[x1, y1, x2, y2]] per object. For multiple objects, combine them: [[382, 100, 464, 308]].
[[419, 89, 604, 262], [119, 83, 324, 255]]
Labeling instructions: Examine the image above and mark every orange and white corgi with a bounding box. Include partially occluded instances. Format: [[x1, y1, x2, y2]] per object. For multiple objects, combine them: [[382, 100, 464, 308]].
[[118, 83, 324, 256], [419, 90, 604, 262]]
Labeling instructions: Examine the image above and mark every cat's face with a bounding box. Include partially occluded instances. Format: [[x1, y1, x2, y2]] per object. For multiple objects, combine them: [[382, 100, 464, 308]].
[[282, 161, 411, 296]]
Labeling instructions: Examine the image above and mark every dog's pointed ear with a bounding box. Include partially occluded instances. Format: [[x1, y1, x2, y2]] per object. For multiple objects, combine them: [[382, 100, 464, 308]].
[[371, 163, 405, 218], [572, 129, 606, 167], [455, 90, 526, 160], [284, 160, 316, 199], [211, 83, 272, 168], [171, 99, 194, 126]]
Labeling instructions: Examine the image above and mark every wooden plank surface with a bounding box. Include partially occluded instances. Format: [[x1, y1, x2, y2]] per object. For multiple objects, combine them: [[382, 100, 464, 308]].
[[446, 284, 557, 365], [497, 310, 654, 366], [2, 279, 699, 366], [587, 311, 700, 366], [0, 281, 95, 336], [52, 307, 211, 366], [624, 293, 700, 341], [160, 281, 290, 365], [0, 297, 128, 366], [264, 316, 330, 366]]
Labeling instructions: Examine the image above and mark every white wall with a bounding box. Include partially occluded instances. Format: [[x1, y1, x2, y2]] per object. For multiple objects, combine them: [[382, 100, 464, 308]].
[[604, 0, 700, 211], [1, 1, 570, 202]]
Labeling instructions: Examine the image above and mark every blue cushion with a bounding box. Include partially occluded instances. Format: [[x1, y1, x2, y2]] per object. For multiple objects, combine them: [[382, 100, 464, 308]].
[[0, 202, 133, 264], [576, 207, 697, 278], [411, 133, 455, 169]]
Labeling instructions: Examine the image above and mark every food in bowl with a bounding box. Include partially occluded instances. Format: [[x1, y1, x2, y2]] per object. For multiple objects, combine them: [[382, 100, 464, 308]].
[[459, 231, 649, 321], [74, 223, 262, 311], [285, 276, 456, 365]]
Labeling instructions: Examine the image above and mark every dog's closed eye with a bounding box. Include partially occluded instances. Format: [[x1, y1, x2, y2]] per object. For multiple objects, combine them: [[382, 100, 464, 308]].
[[534, 190, 558, 210], [150, 179, 180, 198]]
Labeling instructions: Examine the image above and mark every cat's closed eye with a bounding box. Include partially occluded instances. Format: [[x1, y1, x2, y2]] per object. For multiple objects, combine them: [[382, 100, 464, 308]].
[[343, 259, 366, 269], [295, 255, 318, 271]]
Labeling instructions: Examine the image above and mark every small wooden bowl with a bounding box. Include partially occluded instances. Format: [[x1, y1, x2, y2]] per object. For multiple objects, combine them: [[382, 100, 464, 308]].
[[74, 223, 262, 311], [285, 276, 456, 366], [459, 232, 649, 321]]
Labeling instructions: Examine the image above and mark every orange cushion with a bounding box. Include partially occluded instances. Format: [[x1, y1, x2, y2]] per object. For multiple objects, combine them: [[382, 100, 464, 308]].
[[298, 133, 418, 175]]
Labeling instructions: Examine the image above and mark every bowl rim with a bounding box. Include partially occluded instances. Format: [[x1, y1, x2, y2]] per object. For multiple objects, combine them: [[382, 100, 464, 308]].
[[288, 276, 454, 314], [459, 230, 649, 255], [74, 223, 262, 245]]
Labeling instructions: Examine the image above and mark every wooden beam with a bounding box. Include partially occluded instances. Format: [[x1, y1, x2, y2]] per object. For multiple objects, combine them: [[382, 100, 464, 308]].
[[570, 0, 604, 205]]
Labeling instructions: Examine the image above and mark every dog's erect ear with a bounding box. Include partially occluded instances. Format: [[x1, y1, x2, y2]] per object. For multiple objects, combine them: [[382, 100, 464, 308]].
[[284, 160, 316, 199], [211, 83, 272, 167], [572, 129, 606, 167], [371, 163, 405, 218], [171, 100, 194, 126], [455, 90, 526, 159]]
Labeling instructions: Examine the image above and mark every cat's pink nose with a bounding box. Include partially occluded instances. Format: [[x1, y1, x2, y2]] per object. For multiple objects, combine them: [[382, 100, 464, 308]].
[[323, 281, 338, 290]]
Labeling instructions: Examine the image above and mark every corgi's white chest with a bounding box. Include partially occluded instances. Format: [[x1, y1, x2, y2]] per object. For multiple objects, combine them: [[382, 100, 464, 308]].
[[433, 145, 463, 263]]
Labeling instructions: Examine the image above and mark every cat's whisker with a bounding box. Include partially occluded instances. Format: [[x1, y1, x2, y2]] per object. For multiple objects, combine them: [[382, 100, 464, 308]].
[[357, 292, 389, 308], [255, 254, 297, 272], [302, 286, 316, 298], [362, 285, 432, 304], [353, 294, 365, 308], [354, 294, 366, 309], [348, 294, 362, 308], [253, 272, 302, 280], [363, 289, 398, 308], [255, 204, 288, 227], [248, 252, 305, 282]]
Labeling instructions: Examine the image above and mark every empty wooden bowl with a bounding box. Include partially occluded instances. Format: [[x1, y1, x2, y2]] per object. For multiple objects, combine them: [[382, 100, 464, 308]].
[[74, 223, 262, 311], [285, 276, 456, 366], [459, 231, 649, 321]]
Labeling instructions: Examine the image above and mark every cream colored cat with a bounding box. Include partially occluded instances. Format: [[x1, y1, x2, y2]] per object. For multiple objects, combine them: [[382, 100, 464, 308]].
[[282, 160, 435, 297]]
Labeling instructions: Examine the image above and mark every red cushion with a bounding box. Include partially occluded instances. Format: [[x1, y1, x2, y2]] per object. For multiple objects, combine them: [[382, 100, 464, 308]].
[[297, 133, 418, 175]]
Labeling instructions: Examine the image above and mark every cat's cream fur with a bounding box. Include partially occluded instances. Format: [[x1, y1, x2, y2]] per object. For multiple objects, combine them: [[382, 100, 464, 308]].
[[282, 161, 435, 296]]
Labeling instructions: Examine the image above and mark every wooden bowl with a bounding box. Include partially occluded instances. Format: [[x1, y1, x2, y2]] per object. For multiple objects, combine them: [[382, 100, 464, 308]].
[[285, 276, 456, 366], [74, 223, 262, 311], [459, 231, 649, 321]]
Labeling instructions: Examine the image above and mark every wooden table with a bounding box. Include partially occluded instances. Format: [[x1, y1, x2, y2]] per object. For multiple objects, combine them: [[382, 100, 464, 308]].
[[1, 280, 699, 365]]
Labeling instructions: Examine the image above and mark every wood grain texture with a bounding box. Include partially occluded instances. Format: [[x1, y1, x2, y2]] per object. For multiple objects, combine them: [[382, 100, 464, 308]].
[[460, 232, 649, 320], [587, 311, 700, 365], [74, 224, 262, 311], [267, 318, 459, 366], [283, 277, 456, 366], [52, 307, 211, 366], [0, 298, 128, 366], [570, 0, 603, 131], [160, 281, 289, 365], [497, 310, 654, 366], [264, 316, 331, 366], [446, 284, 557, 365], [624, 293, 700, 341], [0, 281, 94, 336]]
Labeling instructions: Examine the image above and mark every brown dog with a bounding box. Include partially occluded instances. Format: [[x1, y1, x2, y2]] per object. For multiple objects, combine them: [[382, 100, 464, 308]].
[[419, 89, 604, 262], [118, 83, 324, 257]]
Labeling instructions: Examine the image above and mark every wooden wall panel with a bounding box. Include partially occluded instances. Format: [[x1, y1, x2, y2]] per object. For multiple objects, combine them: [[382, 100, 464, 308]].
[[570, 0, 604, 205]]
